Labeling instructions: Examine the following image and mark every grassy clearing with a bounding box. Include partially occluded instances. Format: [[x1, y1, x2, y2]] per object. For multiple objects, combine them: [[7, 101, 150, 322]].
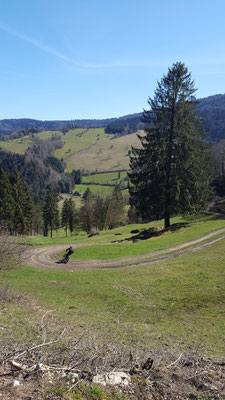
[[54, 128, 107, 163], [53, 128, 141, 172], [70, 213, 225, 260], [0, 128, 142, 173], [37, 130, 62, 139], [0, 131, 62, 154], [0, 136, 33, 153], [27, 213, 225, 259], [75, 183, 114, 196], [82, 171, 128, 185], [2, 239, 225, 356]]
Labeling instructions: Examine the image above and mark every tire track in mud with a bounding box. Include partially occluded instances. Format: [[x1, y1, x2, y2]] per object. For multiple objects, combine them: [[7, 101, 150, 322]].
[[22, 228, 225, 271]]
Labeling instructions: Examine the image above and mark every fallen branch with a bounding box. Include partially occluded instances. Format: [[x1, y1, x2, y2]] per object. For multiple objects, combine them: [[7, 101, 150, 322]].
[[9, 360, 30, 372], [68, 378, 84, 392], [166, 353, 183, 368]]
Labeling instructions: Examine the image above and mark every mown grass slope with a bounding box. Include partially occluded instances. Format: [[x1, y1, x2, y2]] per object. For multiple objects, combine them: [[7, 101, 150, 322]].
[[1, 237, 225, 356], [0, 135, 33, 154], [27, 213, 225, 252], [62, 130, 141, 172], [0, 128, 141, 173]]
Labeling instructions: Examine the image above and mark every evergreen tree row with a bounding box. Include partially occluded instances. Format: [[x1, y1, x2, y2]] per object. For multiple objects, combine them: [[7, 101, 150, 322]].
[[0, 169, 33, 235]]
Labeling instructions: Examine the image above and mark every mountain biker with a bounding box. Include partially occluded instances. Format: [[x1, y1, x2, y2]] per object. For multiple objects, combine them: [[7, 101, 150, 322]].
[[65, 246, 74, 262]]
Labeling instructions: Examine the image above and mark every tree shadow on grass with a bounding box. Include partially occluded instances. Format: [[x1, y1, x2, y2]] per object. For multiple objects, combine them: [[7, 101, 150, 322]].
[[113, 222, 190, 243]]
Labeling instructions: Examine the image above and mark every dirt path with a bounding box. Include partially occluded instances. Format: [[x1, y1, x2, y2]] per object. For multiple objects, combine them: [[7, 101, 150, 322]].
[[22, 228, 225, 270]]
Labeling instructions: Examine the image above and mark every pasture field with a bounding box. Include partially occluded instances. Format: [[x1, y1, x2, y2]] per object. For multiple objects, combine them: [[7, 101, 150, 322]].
[[0, 131, 62, 154], [75, 183, 115, 196], [76, 171, 129, 198], [82, 171, 128, 185], [55, 128, 142, 172], [0, 128, 142, 174], [0, 135, 33, 153], [37, 130, 62, 140], [27, 213, 225, 257], [1, 234, 225, 356]]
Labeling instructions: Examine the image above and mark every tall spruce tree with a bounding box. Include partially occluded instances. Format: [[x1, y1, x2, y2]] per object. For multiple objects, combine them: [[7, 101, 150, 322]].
[[42, 186, 59, 238], [129, 62, 210, 229], [0, 169, 14, 231], [67, 198, 77, 235], [0, 169, 33, 235], [10, 171, 33, 235], [61, 198, 69, 237], [61, 198, 76, 237]]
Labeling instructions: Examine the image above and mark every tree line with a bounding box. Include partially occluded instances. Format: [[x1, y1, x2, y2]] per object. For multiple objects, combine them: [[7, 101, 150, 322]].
[[0, 138, 82, 198], [0, 168, 125, 237]]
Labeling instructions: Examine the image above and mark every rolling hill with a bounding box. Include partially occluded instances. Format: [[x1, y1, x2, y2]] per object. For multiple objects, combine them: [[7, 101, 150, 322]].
[[1, 94, 225, 142]]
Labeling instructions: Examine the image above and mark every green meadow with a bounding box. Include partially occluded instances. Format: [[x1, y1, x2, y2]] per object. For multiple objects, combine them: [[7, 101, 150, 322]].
[[82, 171, 128, 185], [27, 213, 225, 253], [0, 128, 141, 173], [0, 135, 33, 153], [75, 183, 115, 196], [1, 236, 225, 356]]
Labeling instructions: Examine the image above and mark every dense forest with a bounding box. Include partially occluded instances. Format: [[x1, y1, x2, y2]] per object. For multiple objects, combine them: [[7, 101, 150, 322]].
[[0, 117, 116, 136], [0, 137, 81, 198]]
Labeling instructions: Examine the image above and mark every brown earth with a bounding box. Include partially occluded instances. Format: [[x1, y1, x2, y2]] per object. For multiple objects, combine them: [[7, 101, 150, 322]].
[[22, 228, 225, 270]]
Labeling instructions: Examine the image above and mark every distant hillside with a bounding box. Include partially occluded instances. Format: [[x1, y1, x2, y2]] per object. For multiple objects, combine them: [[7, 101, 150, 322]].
[[1, 94, 225, 142], [105, 94, 225, 142], [0, 117, 116, 136]]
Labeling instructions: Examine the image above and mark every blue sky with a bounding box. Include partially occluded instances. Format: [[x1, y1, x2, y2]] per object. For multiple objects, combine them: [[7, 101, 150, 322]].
[[0, 0, 225, 120]]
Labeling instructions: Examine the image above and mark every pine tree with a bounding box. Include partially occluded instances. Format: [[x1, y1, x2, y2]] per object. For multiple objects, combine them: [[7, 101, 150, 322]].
[[10, 171, 33, 235], [0, 169, 14, 231], [67, 198, 77, 235], [42, 187, 59, 238], [32, 198, 43, 235], [79, 188, 94, 233], [129, 62, 210, 229], [61, 198, 70, 237]]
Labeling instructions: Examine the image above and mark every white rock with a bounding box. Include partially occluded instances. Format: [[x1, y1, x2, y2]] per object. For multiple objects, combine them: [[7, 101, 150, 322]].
[[13, 380, 21, 387], [68, 372, 79, 383], [35, 363, 50, 372], [92, 371, 131, 387]]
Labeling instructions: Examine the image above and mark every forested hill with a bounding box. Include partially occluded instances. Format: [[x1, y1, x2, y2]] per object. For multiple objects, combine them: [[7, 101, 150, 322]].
[[0, 117, 116, 136], [1, 94, 225, 142], [105, 94, 225, 142]]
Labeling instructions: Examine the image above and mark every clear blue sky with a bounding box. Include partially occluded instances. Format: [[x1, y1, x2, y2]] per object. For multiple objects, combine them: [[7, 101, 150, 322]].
[[0, 0, 225, 120]]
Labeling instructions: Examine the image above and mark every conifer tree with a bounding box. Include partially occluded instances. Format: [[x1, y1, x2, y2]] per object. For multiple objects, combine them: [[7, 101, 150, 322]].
[[67, 198, 77, 235], [42, 186, 59, 238], [10, 171, 33, 235], [61, 198, 69, 237], [79, 188, 94, 233], [0, 169, 14, 231], [129, 62, 210, 229]]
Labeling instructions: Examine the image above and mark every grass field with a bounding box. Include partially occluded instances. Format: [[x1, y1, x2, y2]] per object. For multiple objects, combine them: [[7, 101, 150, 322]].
[[75, 183, 115, 196], [0, 128, 142, 174], [0, 131, 62, 154], [64, 131, 141, 172], [75, 171, 129, 197], [1, 236, 225, 356], [0, 135, 33, 153], [82, 171, 128, 185], [27, 213, 225, 252]]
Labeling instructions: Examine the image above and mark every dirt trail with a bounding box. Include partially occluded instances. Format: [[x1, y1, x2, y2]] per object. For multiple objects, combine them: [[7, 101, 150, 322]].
[[22, 228, 225, 270]]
